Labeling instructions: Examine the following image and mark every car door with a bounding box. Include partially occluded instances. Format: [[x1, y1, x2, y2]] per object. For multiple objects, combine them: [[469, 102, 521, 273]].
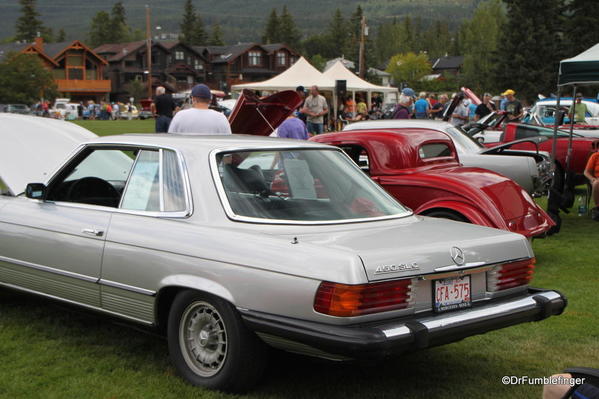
[[0, 146, 136, 307]]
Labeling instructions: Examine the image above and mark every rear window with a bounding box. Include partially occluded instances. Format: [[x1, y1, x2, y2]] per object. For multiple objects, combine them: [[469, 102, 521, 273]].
[[419, 143, 452, 159]]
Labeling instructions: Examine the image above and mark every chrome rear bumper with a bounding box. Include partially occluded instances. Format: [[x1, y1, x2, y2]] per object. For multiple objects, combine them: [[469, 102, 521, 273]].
[[240, 288, 566, 360]]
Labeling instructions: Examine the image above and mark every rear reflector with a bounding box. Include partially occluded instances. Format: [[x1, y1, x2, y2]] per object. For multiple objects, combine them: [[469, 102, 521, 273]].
[[314, 279, 413, 317], [487, 258, 535, 292]]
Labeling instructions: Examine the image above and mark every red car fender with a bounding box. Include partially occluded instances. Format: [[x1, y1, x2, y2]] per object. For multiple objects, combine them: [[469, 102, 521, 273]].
[[414, 200, 500, 229]]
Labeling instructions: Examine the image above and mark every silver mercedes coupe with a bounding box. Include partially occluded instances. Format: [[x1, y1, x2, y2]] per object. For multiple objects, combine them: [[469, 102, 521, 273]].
[[0, 114, 566, 392]]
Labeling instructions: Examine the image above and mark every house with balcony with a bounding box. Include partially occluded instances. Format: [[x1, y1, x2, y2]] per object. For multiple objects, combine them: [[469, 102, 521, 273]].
[[94, 40, 207, 102], [196, 43, 300, 91], [0, 38, 111, 102]]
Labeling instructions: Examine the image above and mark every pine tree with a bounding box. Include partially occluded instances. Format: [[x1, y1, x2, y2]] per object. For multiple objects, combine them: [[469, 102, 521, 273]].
[[345, 5, 363, 62], [88, 11, 113, 47], [180, 0, 196, 44], [56, 28, 66, 42], [192, 17, 207, 46], [263, 8, 280, 44], [208, 24, 225, 46], [110, 1, 129, 43], [15, 0, 45, 42], [327, 9, 348, 57], [279, 6, 300, 48], [494, 0, 564, 101], [565, 0, 599, 57]]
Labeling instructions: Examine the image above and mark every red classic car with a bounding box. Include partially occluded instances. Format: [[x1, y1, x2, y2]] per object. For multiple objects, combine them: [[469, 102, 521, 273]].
[[472, 122, 599, 186], [311, 129, 554, 238]]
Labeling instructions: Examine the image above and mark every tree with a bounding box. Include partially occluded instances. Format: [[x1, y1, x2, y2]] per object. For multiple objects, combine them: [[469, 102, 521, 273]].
[[15, 0, 45, 42], [56, 28, 66, 42], [208, 24, 225, 46], [345, 5, 363, 61], [0, 53, 57, 104], [461, 0, 506, 92], [386, 52, 432, 87], [179, 0, 206, 45], [493, 0, 564, 101], [88, 11, 113, 47], [326, 9, 348, 58], [110, 1, 129, 43], [124, 79, 146, 105], [310, 54, 327, 71], [279, 6, 301, 48], [565, 0, 599, 57], [262, 8, 280, 44]]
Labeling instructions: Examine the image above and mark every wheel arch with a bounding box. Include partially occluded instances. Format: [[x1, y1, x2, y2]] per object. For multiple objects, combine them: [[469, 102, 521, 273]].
[[155, 275, 235, 332], [417, 201, 495, 227]]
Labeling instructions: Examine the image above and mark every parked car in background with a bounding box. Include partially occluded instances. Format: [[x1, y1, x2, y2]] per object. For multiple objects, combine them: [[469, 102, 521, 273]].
[[472, 122, 599, 187], [343, 120, 553, 196], [118, 105, 139, 119], [5, 104, 31, 114], [0, 113, 567, 392], [523, 98, 599, 126], [51, 102, 79, 120], [312, 128, 554, 238]]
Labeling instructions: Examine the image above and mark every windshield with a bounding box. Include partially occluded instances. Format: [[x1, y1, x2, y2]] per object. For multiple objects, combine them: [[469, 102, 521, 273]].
[[215, 149, 410, 223], [444, 126, 483, 152]]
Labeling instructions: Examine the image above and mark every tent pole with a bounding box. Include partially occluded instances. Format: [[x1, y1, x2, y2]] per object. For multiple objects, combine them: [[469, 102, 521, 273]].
[[551, 86, 561, 163], [566, 85, 577, 172], [332, 90, 337, 130]]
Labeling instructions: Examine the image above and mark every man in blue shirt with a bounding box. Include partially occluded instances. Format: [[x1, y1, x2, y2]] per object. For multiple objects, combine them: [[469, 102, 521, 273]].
[[276, 113, 309, 140], [414, 92, 430, 119]]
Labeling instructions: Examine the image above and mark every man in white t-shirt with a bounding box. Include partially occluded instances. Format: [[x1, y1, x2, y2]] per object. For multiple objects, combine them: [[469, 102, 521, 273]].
[[168, 84, 232, 135]]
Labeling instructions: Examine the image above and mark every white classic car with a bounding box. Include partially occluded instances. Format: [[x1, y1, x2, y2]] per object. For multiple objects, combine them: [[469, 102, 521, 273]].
[[0, 113, 566, 392]]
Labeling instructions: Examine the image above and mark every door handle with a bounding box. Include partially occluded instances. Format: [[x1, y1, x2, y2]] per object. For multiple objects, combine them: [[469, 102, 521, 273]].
[[82, 228, 104, 237]]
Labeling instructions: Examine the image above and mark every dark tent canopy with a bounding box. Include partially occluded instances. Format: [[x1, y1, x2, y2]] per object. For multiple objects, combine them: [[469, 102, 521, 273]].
[[558, 43, 599, 86]]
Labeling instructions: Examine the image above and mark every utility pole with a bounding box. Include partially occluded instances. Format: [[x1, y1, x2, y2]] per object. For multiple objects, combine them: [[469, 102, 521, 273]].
[[358, 16, 367, 79], [145, 4, 152, 99]]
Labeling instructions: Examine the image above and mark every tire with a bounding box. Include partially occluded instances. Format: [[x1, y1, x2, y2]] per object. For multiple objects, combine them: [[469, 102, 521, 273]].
[[424, 210, 470, 223], [167, 290, 267, 393]]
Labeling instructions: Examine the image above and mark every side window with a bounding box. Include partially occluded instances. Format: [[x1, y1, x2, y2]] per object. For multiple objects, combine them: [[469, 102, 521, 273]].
[[47, 148, 136, 207], [340, 145, 370, 174], [419, 143, 451, 159], [120, 150, 160, 211], [515, 126, 540, 140], [120, 149, 187, 213]]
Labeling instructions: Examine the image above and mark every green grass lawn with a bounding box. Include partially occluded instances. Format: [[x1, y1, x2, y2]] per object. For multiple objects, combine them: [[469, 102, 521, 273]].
[[1, 121, 598, 398], [71, 119, 156, 136]]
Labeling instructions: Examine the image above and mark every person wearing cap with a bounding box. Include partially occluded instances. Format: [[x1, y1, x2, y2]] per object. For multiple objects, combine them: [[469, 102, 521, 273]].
[[167, 84, 231, 135], [502, 89, 522, 122], [152, 86, 177, 132], [474, 93, 496, 121], [569, 93, 588, 124]]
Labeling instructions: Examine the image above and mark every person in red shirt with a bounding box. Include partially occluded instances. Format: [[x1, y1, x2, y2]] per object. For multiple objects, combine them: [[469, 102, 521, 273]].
[[584, 141, 599, 218]]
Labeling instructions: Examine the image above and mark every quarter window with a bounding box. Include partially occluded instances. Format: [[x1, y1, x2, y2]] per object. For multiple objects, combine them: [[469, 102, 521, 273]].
[[121, 150, 161, 211], [419, 143, 452, 159]]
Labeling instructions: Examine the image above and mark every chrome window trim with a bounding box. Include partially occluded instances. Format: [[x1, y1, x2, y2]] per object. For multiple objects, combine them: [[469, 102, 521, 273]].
[[208, 146, 412, 226], [0, 254, 98, 283], [158, 148, 165, 212], [99, 279, 156, 296], [41, 143, 193, 219]]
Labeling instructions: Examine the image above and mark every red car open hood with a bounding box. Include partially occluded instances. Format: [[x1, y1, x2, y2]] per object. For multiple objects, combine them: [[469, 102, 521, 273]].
[[228, 89, 303, 135]]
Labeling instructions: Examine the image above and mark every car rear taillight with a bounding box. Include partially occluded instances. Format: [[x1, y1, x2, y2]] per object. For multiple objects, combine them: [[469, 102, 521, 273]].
[[487, 258, 535, 292], [314, 279, 414, 317]]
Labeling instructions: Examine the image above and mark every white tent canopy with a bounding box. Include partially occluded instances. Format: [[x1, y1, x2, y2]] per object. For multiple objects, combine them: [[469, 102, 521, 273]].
[[323, 60, 398, 94], [231, 57, 336, 92]]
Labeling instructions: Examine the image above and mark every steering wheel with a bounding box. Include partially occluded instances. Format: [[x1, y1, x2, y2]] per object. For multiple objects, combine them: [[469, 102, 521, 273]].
[[66, 176, 120, 206]]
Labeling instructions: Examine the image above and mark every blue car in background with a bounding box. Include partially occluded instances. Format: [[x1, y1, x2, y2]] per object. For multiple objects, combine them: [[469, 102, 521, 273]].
[[523, 97, 599, 125]]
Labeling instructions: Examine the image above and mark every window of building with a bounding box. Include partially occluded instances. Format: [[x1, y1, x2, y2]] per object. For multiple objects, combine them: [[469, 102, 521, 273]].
[[194, 59, 203, 70], [68, 68, 83, 80], [248, 51, 262, 66], [175, 51, 184, 60], [276, 51, 286, 66]]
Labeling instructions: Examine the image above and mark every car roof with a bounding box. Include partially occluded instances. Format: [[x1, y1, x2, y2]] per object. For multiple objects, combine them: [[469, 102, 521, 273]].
[[343, 119, 455, 132], [86, 133, 332, 152]]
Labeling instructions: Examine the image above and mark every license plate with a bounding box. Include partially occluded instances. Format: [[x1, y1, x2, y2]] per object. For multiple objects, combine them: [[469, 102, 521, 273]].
[[433, 275, 472, 313]]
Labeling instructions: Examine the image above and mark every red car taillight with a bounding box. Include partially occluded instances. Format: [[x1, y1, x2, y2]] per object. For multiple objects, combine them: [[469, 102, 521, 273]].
[[487, 258, 535, 292], [314, 279, 414, 317]]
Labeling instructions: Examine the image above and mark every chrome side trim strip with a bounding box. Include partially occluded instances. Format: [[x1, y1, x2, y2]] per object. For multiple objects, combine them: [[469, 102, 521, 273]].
[[0, 281, 153, 325], [382, 290, 563, 338], [0, 255, 98, 283], [99, 279, 156, 296], [434, 261, 486, 272]]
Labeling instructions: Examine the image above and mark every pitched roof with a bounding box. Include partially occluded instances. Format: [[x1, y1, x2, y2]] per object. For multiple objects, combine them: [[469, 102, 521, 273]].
[[94, 40, 146, 62], [43, 41, 71, 58], [432, 56, 464, 70], [195, 43, 260, 64], [0, 43, 30, 61]]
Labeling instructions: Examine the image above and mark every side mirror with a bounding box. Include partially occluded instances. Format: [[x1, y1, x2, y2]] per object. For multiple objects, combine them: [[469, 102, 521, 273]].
[[555, 110, 565, 125], [25, 183, 46, 199]]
